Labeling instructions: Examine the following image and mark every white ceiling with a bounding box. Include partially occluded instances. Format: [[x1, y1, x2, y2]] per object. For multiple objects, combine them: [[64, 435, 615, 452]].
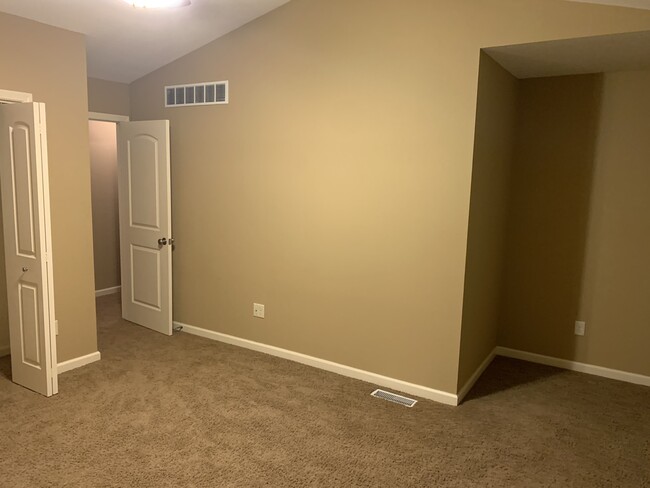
[[0, 0, 290, 83], [485, 30, 650, 79], [0, 0, 647, 84]]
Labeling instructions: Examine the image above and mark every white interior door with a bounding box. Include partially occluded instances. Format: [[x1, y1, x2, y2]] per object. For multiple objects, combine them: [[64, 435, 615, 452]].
[[117, 121, 172, 335], [0, 102, 57, 396]]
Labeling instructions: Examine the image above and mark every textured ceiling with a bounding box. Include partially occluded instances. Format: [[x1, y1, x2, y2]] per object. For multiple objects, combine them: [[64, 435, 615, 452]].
[[0, 0, 290, 83]]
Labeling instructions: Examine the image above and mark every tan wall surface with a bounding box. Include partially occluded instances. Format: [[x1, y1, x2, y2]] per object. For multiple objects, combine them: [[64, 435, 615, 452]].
[[130, 0, 650, 393], [89, 121, 121, 291], [577, 70, 650, 375], [88, 77, 130, 117], [499, 74, 602, 363], [500, 70, 650, 376], [457, 53, 518, 391], [0, 12, 98, 362]]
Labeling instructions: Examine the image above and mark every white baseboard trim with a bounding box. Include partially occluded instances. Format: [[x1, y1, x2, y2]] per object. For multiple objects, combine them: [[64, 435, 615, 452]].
[[175, 321, 459, 406], [457, 347, 497, 403], [57, 351, 101, 374], [95, 286, 121, 297], [0, 344, 9, 358], [495, 346, 650, 387]]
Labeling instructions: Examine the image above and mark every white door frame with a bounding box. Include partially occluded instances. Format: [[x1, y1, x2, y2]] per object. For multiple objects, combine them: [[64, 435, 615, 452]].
[[89, 112, 130, 123], [0, 89, 33, 104], [88, 112, 130, 297], [87, 113, 173, 335]]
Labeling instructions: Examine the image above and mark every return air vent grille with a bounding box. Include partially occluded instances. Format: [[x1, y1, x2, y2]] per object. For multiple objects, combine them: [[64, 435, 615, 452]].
[[371, 389, 417, 407], [165, 81, 228, 107]]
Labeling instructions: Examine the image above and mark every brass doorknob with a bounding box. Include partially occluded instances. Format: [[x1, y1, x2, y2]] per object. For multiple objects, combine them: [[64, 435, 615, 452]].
[[22, 267, 29, 272], [158, 238, 167, 246]]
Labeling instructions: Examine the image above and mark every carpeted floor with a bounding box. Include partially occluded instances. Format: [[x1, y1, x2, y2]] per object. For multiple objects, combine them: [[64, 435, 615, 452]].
[[0, 294, 648, 487]]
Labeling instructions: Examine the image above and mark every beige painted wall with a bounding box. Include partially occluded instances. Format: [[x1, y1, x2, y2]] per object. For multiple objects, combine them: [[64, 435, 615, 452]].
[[500, 69, 650, 376], [130, 0, 650, 393], [457, 53, 518, 390], [87, 77, 130, 117], [577, 70, 650, 376], [499, 73, 602, 364], [89, 121, 121, 291], [0, 12, 98, 362]]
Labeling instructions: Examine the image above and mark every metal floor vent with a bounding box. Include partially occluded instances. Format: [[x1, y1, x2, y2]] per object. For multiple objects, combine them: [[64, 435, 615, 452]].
[[371, 389, 417, 407]]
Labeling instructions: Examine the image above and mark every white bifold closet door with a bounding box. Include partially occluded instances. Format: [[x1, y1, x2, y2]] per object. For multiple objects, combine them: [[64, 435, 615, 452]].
[[0, 102, 58, 397]]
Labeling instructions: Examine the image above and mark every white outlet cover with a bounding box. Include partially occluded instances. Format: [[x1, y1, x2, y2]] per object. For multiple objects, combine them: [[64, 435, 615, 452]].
[[575, 321, 586, 336], [253, 303, 265, 319]]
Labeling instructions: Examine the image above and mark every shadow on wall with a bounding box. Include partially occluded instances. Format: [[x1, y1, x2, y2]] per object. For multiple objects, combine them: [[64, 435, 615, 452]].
[[468, 62, 650, 400], [457, 55, 606, 398], [498, 74, 604, 367], [459, 65, 609, 399]]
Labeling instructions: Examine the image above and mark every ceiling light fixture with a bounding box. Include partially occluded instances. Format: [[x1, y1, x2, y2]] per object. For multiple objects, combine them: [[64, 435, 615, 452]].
[[123, 0, 191, 8]]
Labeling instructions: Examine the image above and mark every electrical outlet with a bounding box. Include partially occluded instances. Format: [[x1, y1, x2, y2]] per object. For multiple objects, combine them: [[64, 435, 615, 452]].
[[574, 321, 586, 336], [253, 303, 265, 319]]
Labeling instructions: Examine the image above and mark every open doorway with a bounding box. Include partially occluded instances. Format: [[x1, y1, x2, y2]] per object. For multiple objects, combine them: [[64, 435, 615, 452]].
[[89, 117, 123, 300], [88, 116, 124, 344], [88, 113, 174, 337]]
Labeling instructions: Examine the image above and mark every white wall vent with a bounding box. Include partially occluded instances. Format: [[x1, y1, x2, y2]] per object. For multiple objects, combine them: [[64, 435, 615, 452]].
[[165, 81, 228, 107]]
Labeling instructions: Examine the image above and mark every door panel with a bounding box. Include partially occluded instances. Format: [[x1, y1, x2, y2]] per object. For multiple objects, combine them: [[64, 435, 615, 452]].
[[118, 121, 172, 335], [20, 283, 41, 366], [11, 124, 37, 256], [128, 136, 160, 229], [131, 244, 161, 310], [0, 102, 57, 396]]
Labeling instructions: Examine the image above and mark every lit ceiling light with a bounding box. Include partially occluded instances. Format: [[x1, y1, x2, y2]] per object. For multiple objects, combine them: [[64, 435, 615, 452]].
[[123, 0, 191, 8]]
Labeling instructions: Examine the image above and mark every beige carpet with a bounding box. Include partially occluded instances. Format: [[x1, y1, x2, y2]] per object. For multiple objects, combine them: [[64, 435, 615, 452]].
[[0, 294, 648, 487]]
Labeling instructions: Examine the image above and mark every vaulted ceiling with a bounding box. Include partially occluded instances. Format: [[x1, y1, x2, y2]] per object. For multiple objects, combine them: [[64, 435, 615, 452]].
[[0, 0, 290, 83], [0, 0, 648, 84]]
